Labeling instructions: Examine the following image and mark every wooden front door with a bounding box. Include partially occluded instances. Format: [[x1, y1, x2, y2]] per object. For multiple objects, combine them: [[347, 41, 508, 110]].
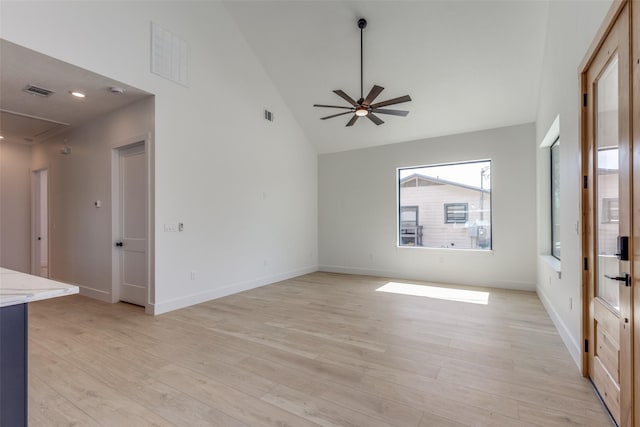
[[583, 3, 632, 425]]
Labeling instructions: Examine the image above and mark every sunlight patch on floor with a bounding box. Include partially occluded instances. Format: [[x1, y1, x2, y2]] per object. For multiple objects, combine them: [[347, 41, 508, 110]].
[[376, 282, 490, 305]]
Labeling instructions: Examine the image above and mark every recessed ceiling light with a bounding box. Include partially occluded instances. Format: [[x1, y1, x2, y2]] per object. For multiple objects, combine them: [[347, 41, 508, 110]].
[[70, 91, 86, 98], [0, 136, 4, 139]]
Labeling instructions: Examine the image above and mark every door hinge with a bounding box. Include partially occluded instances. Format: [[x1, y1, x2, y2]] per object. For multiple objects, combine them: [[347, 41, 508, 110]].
[[584, 339, 589, 353], [583, 175, 588, 189], [584, 257, 588, 271], [583, 93, 588, 107]]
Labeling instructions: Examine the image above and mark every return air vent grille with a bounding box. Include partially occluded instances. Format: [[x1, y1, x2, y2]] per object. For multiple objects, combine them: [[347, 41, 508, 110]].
[[23, 84, 55, 97]]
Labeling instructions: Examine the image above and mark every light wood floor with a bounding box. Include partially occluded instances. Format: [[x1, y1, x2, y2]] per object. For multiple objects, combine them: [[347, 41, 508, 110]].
[[28, 272, 612, 426]]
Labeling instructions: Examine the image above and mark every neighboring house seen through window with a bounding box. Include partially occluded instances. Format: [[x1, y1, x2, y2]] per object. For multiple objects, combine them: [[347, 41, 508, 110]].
[[398, 160, 492, 249]]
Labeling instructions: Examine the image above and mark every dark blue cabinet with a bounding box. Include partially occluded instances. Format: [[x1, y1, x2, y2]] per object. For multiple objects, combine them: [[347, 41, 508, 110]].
[[0, 303, 28, 427]]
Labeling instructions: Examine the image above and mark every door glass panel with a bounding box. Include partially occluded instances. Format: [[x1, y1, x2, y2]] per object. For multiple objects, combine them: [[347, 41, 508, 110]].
[[596, 54, 619, 311]]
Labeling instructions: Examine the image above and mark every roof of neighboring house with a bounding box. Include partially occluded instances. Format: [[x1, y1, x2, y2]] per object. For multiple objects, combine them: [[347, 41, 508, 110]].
[[400, 173, 490, 193]]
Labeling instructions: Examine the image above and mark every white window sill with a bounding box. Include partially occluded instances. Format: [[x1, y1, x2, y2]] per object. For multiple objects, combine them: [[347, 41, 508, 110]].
[[397, 245, 494, 254], [540, 255, 561, 278]]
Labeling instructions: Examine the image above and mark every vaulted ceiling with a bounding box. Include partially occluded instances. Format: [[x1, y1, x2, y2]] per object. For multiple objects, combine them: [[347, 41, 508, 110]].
[[224, 1, 550, 153]]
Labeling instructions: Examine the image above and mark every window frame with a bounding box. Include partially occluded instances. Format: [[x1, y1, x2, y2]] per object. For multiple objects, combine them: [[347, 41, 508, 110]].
[[550, 137, 560, 260], [397, 159, 492, 251], [444, 203, 469, 224]]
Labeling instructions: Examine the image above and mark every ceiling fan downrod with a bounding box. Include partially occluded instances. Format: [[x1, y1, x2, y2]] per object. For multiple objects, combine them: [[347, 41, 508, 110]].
[[358, 18, 367, 103]]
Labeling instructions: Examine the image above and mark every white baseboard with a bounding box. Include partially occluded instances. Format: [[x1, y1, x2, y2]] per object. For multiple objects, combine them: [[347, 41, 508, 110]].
[[150, 265, 318, 315], [536, 285, 582, 370], [318, 264, 536, 291], [79, 284, 112, 303]]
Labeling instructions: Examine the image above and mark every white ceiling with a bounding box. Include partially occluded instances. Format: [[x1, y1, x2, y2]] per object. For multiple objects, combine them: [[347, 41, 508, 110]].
[[224, 1, 550, 153], [0, 40, 151, 146]]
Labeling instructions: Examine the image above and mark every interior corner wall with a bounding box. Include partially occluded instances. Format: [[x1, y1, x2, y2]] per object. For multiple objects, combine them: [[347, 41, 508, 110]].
[[319, 123, 537, 291], [535, 0, 612, 368], [0, 1, 318, 314], [0, 142, 32, 272], [30, 97, 154, 301]]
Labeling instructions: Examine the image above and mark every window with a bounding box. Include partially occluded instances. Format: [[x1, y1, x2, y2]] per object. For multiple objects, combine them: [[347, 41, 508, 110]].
[[398, 160, 491, 249], [550, 137, 560, 259], [444, 203, 468, 223]]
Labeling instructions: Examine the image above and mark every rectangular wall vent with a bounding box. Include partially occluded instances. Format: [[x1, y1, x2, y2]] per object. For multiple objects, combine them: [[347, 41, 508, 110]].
[[264, 110, 274, 122], [23, 84, 55, 97], [151, 22, 189, 87]]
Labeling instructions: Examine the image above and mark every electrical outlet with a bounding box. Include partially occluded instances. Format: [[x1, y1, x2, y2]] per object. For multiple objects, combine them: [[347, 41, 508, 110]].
[[190, 271, 196, 280], [164, 223, 179, 232]]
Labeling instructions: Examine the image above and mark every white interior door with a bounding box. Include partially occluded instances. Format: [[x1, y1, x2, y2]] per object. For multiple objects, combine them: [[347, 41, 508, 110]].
[[117, 143, 147, 306], [31, 169, 48, 278]]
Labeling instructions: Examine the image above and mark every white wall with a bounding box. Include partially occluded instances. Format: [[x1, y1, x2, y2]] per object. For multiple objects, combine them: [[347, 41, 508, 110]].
[[319, 123, 537, 290], [31, 98, 154, 302], [0, 142, 32, 272], [1, 1, 318, 314], [535, 0, 612, 368]]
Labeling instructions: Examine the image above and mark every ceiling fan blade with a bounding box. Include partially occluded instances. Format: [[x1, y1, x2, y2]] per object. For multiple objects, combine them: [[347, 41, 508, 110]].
[[321, 111, 353, 120], [333, 90, 358, 106], [346, 115, 359, 126], [363, 85, 384, 106], [370, 95, 412, 109], [314, 104, 354, 110], [371, 108, 410, 117], [367, 113, 384, 126]]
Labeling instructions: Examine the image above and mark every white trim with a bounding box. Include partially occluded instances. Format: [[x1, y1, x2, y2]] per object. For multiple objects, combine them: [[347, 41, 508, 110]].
[[79, 284, 112, 303], [540, 254, 562, 278], [150, 265, 318, 315], [537, 285, 582, 371], [112, 135, 150, 310], [396, 246, 494, 255], [30, 167, 49, 277], [540, 114, 560, 148], [318, 264, 536, 291]]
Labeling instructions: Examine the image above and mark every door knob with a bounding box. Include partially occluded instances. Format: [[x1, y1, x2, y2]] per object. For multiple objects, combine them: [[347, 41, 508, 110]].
[[115, 242, 123, 247], [605, 273, 631, 287]]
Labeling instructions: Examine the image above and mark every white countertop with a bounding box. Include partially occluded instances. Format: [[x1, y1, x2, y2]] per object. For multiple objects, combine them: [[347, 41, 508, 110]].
[[0, 268, 79, 308]]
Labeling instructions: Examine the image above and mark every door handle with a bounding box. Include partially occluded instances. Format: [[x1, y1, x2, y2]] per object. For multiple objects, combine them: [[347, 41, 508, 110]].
[[605, 273, 631, 287], [115, 242, 123, 247], [37, 237, 41, 241]]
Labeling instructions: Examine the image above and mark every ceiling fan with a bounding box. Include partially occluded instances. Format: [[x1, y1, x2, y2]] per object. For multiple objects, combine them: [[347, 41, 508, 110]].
[[314, 18, 412, 127]]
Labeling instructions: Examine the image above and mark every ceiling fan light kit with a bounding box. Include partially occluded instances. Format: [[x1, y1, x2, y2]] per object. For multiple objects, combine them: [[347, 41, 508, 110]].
[[313, 18, 412, 127]]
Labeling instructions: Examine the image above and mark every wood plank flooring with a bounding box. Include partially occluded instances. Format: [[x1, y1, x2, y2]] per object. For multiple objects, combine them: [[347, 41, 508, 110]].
[[27, 272, 612, 426]]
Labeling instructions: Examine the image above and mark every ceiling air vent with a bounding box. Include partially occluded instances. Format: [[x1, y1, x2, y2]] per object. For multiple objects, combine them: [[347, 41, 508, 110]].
[[23, 84, 55, 97]]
